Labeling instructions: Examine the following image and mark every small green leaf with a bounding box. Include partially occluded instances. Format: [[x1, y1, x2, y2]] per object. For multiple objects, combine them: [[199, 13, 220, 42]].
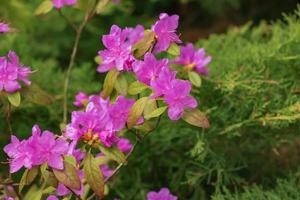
[[7, 91, 21, 107], [99, 145, 126, 164], [167, 43, 180, 56], [24, 185, 43, 200], [188, 71, 202, 87], [19, 167, 39, 193], [102, 68, 119, 98], [84, 152, 104, 198], [64, 155, 77, 167], [34, 0, 53, 15], [115, 74, 128, 96], [132, 30, 156, 58], [95, 0, 110, 14], [53, 160, 81, 190], [143, 99, 157, 117], [135, 121, 155, 133], [145, 106, 168, 120], [127, 97, 148, 129], [43, 186, 56, 194], [182, 109, 210, 128], [94, 55, 102, 64], [40, 163, 48, 180], [128, 81, 149, 95]]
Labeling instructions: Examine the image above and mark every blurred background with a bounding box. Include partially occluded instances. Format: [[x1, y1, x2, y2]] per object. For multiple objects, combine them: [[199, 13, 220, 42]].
[[1, 0, 300, 199]]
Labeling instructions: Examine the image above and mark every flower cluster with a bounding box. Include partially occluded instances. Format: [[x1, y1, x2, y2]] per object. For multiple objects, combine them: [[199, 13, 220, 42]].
[[97, 13, 208, 120], [0, 51, 32, 93], [52, 0, 77, 9], [66, 95, 135, 147], [4, 125, 69, 173], [0, 22, 9, 33]]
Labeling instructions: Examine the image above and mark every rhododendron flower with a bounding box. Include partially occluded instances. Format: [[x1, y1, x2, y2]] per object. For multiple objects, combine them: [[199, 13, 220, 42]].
[[133, 53, 168, 85], [52, 0, 77, 9], [28, 125, 69, 170], [98, 25, 144, 72], [117, 138, 133, 153], [164, 80, 197, 120], [0, 22, 9, 33], [74, 91, 89, 108], [0, 51, 32, 93], [173, 43, 211, 75], [65, 96, 135, 147], [4, 125, 69, 173], [150, 67, 176, 98], [152, 13, 181, 53], [147, 188, 177, 200], [57, 170, 84, 196], [4, 136, 34, 173]]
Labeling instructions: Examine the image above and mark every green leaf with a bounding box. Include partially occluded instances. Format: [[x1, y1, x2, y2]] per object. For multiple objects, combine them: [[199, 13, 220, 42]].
[[127, 97, 148, 129], [128, 81, 149, 95], [34, 0, 53, 16], [40, 163, 48, 180], [99, 145, 126, 164], [42, 186, 56, 194], [167, 43, 180, 56], [24, 185, 43, 200], [64, 155, 77, 167], [143, 99, 157, 117], [84, 152, 104, 198], [53, 160, 81, 190], [95, 0, 110, 14], [132, 30, 156, 58], [188, 71, 202, 87], [145, 106, 168, 120], [135, 121, 155, 133], [19, 167, 39, 193], [94, 55, 102, 64], [115, 74, 128, 96], [77, 0, 96, 13], [102, 68, 119, 98], [7, 91, 21, 107], [182, 109, 210, 128]]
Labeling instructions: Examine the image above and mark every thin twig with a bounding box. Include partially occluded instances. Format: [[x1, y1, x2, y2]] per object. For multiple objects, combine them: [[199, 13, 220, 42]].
[[63, 15, 89, 124], [6, 103, 12, 134]]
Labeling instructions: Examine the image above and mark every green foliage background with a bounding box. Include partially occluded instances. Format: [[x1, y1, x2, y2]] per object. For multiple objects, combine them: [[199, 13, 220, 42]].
[[0, 0, 300, 199]]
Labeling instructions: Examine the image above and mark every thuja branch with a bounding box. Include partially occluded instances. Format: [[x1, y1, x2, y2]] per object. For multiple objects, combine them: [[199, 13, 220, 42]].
[[63, 15, 89, 124]]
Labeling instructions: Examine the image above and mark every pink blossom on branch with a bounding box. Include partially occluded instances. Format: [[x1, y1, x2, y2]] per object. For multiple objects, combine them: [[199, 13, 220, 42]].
[[152, 13, 181, 53], [52, 0, 77, 9], [4, 125, 69, 173], [173, 43, 211, 75], [97, 25, 144, 73], [0, 51, 32, 93]]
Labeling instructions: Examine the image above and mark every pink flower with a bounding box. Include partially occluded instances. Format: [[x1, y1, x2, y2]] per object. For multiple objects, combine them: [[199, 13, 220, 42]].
[[28, 125, 69, 170], [52, 0, 77, 9], [57, 170, 84, 196], [97, 25, 144, 72], [4, 125, 69, 173], [173, 43, 211, 75], [117, 138, 133, 153], [99, 130, 119, 147], [73, 92, 89, 108], [65, 95, 135, 147], [150, 67, 176, 98], [152, 13, 181, 53], [0, 22, 9, 33], [0, 51, 32, 93], [147, 188, 177, 200], [133, 53, 168, 85], [4, 136, 34, 173], [164, 80, 197, 120]]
